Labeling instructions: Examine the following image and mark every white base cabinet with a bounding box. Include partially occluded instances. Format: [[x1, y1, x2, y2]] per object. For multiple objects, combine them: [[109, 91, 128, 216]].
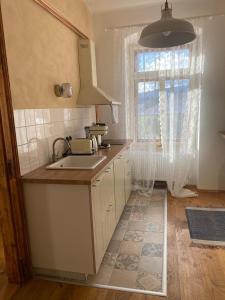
[[91, 163, 116, 271], [124, 152, 132, 203], [23, 147, 132, 279], [114, 155, 126, 222]]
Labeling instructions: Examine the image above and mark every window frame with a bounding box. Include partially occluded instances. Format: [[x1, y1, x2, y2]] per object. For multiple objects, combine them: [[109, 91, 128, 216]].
[[133, 48, 192, 144]]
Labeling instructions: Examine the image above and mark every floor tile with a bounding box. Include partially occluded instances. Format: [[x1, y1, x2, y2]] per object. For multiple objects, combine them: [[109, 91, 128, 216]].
[[135, 198, 151, 207], [107, 240, 121, 254], [144, 209, 164, 223], [141, 243, 163, 257], [132, 206, 147, 214], [115, 254, 140, 271], [88, 265, 113, 285], [127, 198, 136, 206], [109, 269, 138, 288], [136, 271, 162, 291], [116, 220, 128, 230], [128, 221, 147, 232], [149, 201, 164, 208], [139, 256, 163, 274], [124, 206, 133, 213], [120, 211, 131, 220], [86, 188, 166, 293], [145, 222, 164, 233], [130, 212, 145, 221], [112, 228, 126, 241], [102, 252, 117, 267], [143, 232, 164, 244], [124, 231, 144, 242], [119, 241, 143, 256]]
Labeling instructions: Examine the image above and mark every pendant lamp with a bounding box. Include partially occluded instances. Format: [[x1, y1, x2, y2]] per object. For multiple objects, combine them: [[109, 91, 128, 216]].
[[139, 0, 196, 48]]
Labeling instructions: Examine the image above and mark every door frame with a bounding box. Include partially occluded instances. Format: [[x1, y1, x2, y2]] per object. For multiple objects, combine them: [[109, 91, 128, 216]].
[[0, 5, 31, 284]]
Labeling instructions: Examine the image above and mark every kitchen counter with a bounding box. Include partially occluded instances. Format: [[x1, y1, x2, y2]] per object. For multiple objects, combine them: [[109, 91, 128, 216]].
[[21, 140, 132, 185]]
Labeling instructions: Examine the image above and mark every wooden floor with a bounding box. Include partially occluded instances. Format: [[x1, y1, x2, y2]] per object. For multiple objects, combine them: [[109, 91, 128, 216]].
[[1, 190, 225, 300]]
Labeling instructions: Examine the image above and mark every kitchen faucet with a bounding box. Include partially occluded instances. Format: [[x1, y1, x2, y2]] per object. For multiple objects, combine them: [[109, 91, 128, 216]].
[[52, 137, 72, 162]]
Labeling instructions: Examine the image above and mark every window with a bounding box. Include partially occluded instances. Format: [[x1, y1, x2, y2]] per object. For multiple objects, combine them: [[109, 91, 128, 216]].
[[134, 49, 190, 142]]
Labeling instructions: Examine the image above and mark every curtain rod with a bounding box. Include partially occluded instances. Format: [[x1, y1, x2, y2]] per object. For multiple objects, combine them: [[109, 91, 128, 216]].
[[105, 12, 225, 31]]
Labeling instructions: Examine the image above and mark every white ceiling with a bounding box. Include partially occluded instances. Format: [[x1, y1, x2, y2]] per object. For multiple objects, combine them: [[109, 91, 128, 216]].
[[85, 0, 167, 13]]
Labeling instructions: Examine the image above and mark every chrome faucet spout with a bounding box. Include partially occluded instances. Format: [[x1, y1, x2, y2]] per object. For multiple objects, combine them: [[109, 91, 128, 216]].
[[52, 137, 72, 162]]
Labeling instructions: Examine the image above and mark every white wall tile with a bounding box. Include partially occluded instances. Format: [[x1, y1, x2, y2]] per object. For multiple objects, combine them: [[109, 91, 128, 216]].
[[35, 109, 44, 125], [52, 108, 64, 122], [37, 140, 49, 165], [64, 109, 71, 121], [16, 127, 27, 145], [42, 109, 51, 124], [28, 142, 39, 171], [18, 144, 30, 175], [26, 126, 37, 143], [36, 124, 45, 140], [14, 107, 96, 175], [44, 123, 55, 138], [54, 123, 64, 137], [25, 109, 35, 126], [14, 110, 25, 127]]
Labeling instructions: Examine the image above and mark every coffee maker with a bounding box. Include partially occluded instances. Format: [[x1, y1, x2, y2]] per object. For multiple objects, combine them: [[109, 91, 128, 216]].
[[85, 123, 111, 149]]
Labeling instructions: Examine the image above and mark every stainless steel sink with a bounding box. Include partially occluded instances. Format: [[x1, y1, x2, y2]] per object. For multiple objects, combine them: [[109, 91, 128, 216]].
[[46, 155, 107, 170]]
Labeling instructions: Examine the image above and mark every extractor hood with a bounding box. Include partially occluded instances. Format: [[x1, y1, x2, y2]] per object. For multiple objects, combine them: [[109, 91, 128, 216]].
[[77, 39, 120, 106]]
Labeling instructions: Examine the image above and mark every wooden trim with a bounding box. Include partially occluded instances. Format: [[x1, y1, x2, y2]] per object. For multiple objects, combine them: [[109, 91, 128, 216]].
[[33, 0, 88, 39], [185, 185, 225, 193], [0, 5, 31, 283], [198, 189, 225, 193]]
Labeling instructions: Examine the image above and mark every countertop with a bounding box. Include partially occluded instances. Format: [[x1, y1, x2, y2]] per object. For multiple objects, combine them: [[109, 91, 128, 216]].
[[21, 140, 132, 185]]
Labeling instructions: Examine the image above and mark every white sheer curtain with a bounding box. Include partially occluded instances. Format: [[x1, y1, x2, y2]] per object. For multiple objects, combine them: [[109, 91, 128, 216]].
[[111, 20, 204, 198], [159, 23, 204, 197], [112, 27, 157, 195]]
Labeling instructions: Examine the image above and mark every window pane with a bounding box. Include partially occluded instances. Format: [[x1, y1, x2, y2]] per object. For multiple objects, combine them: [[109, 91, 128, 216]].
[[137, 81, 161, 140], [165, 79, 190, 139], [135, 49, 190, 72]]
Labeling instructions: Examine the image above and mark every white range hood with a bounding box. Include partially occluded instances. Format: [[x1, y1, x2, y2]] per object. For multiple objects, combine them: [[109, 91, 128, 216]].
[[77, 39, 120, 106]]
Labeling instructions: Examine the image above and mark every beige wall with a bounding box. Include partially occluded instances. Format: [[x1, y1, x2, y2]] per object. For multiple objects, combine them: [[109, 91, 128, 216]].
[[46, 0, 93, 39], [1, 0, 93, 109]]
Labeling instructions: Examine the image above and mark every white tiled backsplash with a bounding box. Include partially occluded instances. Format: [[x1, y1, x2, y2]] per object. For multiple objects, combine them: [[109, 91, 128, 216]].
[[14, 107, 96, 175]]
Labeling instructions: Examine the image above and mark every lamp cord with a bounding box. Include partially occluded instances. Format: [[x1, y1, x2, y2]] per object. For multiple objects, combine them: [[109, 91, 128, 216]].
[[165, 0, 169, 10]]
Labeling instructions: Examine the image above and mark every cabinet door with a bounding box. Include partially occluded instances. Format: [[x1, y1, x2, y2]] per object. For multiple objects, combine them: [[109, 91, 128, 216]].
[[114, 155, 126, 222], [103, 164, 116, 245], [91, 173, 106, 271], [125, 153, 132, 202], [91, 164, 116, 272]]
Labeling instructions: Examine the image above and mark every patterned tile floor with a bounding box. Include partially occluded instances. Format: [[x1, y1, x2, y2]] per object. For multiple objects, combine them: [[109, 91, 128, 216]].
[[88, 188, 167, 294]]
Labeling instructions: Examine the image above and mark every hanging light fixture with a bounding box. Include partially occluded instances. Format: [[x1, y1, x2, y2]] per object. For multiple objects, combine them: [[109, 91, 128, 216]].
[[139, 0, 196, 48]]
